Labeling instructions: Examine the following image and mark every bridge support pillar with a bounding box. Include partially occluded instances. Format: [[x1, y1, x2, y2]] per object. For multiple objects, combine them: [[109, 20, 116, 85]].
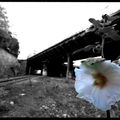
[[42, 63, 48, 76], [26, 60, 32, 75], [66, 53, 74, 79]]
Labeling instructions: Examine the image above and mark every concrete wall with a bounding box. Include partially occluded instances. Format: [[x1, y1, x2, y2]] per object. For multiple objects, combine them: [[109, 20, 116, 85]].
[[0, 48, 20, 78]]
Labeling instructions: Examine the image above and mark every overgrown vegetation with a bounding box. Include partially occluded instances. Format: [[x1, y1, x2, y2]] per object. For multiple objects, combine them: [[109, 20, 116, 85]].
[[0, 5, 19, 58], [88, 11, 120, 60]]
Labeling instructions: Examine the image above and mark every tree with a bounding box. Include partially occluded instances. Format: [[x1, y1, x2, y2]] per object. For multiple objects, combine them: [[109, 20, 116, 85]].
[[89, 13, 120, 58], [0, 29, 11, 49], [8, 37, 20, 57], [0, 5, 20, 58], [0, 5, 9, 32]]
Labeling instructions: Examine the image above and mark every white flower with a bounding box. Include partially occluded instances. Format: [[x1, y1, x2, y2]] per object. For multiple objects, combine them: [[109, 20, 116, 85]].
[[74, 58, 120, 111]]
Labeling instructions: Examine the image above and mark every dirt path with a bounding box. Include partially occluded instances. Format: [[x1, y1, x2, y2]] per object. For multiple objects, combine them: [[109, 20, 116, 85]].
[[0, 76, 119, 117]]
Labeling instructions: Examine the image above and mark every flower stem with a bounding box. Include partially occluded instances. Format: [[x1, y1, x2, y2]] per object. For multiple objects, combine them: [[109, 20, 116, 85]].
[[101, 36, 105, 58], [106, 110, 110, 118]]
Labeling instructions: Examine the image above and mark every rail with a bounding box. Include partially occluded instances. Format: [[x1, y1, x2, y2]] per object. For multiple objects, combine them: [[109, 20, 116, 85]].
[[0, 75, 39, 86]]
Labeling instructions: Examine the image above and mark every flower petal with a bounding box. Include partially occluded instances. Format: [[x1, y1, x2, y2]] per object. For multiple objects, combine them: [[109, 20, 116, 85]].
[[93, 61, 120, 84], [76, 85, 94, 104], [93, 60, 120, 76], [77, 85, 117, 111], [74, 67, 94, 94], [106, 84, 120, 106], [92, 85, 120, 111]]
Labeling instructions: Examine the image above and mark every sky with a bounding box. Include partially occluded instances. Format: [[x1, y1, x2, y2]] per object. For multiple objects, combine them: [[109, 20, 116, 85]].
[[0, 2, 120, 60]]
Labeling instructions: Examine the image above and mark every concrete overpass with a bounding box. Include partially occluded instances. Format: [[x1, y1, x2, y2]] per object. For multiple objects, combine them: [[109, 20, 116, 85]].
[[26, 10, 120, 79]]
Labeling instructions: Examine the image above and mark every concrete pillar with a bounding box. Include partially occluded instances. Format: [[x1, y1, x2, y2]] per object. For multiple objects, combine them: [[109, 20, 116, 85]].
[[26, 64, 31, 75], [26, 59, 31, 75], [28, 66, 31, 75], [42, 64, 48, 76], [66, 53, 73, 79]]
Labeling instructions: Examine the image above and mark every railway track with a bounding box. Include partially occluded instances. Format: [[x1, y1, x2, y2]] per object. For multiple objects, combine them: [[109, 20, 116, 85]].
[[0, 75, 39, 86]]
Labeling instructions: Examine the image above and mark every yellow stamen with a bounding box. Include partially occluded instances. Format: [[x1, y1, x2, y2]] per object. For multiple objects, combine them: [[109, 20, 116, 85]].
[[92, 72, 107, 88]]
